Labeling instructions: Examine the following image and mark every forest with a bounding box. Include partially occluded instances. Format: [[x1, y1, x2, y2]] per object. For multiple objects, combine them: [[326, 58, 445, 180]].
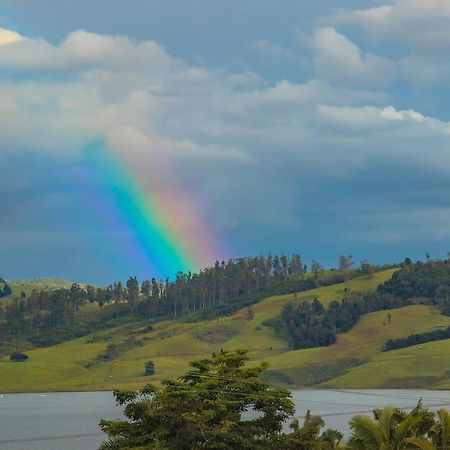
[[3, 255, 447, 354], [267, 258, 450, 350], [0, 254, 361, 350]]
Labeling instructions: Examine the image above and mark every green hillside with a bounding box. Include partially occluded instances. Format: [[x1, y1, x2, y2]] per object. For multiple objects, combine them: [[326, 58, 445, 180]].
[[3, 267, 450, 392], [0, 278, 80, 303]]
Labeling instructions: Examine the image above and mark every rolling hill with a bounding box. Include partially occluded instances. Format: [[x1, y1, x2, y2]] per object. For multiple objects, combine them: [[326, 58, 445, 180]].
[[5, 267, 450, 392], [0, 278, 82, 304]]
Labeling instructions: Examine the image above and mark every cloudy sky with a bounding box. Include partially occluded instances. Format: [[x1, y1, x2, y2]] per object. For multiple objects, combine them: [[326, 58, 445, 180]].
[[1, 0, 450, 284]]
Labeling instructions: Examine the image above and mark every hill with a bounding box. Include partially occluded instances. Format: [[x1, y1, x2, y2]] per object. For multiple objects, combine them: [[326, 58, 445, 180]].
[[3, 263, 450, 392], [0, 269, 399, 392], [0, 278, 82, 303]]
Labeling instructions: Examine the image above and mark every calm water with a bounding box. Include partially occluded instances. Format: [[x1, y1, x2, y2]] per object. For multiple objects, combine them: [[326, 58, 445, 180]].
[[2, 390, 450, 449]]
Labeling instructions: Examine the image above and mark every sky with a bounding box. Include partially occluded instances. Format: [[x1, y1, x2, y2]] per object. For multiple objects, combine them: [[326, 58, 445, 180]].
[[1, 0, 450, 284]]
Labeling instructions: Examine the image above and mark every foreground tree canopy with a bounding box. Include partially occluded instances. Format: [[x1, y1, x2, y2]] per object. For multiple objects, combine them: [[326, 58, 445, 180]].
[[99, 350, 342, 449], [100, 350, 450, 450]]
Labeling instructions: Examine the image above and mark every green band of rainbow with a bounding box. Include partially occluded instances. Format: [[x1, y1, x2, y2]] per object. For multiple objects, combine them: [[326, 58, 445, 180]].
[[86, 141, 195, 277]]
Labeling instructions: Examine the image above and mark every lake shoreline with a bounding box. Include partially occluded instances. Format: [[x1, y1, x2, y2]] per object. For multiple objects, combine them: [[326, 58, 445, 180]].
[[2, 386, 450, 395]]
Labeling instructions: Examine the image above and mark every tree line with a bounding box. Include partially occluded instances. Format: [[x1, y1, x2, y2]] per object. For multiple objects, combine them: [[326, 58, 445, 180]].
[[99, 350, 450, 449], [268, 258, 450, 350], [384, 325, 450, 351], [1, 253, 358, 349]]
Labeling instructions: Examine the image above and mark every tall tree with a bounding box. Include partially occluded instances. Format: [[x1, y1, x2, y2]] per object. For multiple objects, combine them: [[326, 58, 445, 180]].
[[126, 276, 139, 313], [100, 350, 295, 450], [338, 255, 354, 271], [311, 260, 322, 287]]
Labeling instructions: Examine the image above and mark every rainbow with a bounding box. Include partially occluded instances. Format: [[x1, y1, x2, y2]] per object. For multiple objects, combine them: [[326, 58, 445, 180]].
[[81, 141, 222, 278]]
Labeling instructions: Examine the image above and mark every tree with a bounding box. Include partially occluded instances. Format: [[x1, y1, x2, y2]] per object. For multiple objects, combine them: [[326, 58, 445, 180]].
[[288, 254, 302, 276], [311, 260, 322, 287], [283, 411, 344, 449], [100, 350, 295, 450], [126, 276, 139, 313], [0, 282, 12, 297], [10, 351, 29, 362], [141, 280, 151, 298], [360, 260, 374, 276], [427, 408, 450, 449], [338, 255, 354, 271], [145, 360, 155, 375], [348, 402, 434, 450], [281, 254, 289, 277], [113, 281, 124, 302]]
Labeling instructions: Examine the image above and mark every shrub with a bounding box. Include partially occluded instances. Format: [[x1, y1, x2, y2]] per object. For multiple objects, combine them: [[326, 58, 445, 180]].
[[145, 360, 155, 375], [97, 344, 119, 361], [10, 352, 29, 362]]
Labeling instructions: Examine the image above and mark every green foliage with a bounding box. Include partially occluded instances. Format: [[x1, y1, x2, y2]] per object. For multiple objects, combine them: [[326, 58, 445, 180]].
[[379, 259, 450, 301], [0, 278, 12, 298], [9, 351, 29, 362], [89, 338, 146, 367], [283, 412, 343, 449], [269, 259, 450, 351], [100, 350, 296, 449], [0, 254, 332, 348], [100, 384, 450, 449], [144, 360, 155, 375], [0, 268, 419, 392], [384, 326, 450, 351], [348, 401, 441, 449], [96, 344, 120, 362]]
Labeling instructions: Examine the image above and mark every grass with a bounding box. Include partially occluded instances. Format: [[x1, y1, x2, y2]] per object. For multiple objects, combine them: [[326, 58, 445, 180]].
[[4, 268, 449, 392], [0, 279, 82, 304], [263, 304, 450, 387]]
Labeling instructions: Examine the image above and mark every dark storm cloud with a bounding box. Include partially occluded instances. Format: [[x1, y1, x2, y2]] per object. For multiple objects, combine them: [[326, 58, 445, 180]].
[[1, 1, 450, 282]]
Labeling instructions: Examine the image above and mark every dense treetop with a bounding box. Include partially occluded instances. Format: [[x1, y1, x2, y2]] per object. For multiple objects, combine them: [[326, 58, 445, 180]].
[[100, 350, 343, 450], [267, 258, 450, 351], [0, 253, 363, 351], [100, 350, 450, 449]]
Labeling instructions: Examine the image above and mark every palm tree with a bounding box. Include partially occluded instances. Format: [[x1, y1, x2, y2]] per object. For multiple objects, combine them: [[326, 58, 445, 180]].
[[432, 408, 450, 448], [348, 402, 434, 450], [285, 411, 345, 449], [321, 428, 344, 449]]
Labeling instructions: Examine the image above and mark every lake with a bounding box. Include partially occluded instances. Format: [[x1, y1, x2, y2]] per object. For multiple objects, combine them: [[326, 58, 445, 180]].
[[2, 389, 450, 449]]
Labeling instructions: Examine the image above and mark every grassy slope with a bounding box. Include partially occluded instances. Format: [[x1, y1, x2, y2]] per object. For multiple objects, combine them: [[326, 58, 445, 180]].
[[1, 279, 80, 304], [2, 268, 450, 392], [264, 304, 450, 388]]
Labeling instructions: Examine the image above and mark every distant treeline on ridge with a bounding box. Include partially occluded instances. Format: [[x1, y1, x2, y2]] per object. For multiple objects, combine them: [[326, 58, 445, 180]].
[[0, 253, 365, 349], [265, 257, 450, 350]]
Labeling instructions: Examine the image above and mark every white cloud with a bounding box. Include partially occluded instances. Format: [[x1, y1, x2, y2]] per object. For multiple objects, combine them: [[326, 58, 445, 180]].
[[1, 28, 450, 237], [336, 0, 450, 52], [312, 27, 395, 88], [0, 28, 24, 46], [0, 29, 176, 71], [380, 106, 425, 122]]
